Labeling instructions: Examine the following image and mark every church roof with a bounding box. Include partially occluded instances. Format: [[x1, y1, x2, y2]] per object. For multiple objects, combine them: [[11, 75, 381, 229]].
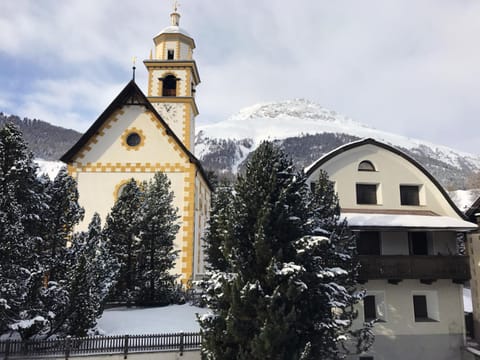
[[60, 80, 212, 191]]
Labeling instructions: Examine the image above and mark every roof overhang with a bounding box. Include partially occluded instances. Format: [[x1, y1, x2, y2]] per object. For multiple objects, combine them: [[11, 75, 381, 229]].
[[343, 212, 478, 232]]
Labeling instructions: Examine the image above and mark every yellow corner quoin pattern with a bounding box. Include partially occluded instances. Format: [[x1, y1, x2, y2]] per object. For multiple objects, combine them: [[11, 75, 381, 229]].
[[121, 127, 146, 151], [69, 162, 190, 174], [148, 68, 181, 97], [181, 165, 196, 283], [64, 14, 212, 285], [147, 112, 189, 160], [73, 109, 125, 162]]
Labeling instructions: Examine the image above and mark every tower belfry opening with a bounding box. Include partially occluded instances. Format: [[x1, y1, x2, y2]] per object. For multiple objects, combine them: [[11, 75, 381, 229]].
[[163, 75, 177, 96], [144, 5, 200, 151]]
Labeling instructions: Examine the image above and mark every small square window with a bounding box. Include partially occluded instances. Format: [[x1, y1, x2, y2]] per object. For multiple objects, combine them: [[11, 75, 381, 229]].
[[356, 184, 378, 205], [400, 185, 420, 206], [412, 291, 439, 322], [356, 232, 381, 255], [167, 49, 174, 60]]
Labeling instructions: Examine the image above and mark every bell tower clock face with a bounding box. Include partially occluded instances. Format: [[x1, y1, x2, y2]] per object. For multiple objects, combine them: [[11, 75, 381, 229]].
[[158, 103, 180, 124]]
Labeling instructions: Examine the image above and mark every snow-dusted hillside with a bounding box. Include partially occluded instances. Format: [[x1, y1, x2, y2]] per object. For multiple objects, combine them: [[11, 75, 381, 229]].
[[196, 99, 480, 189]]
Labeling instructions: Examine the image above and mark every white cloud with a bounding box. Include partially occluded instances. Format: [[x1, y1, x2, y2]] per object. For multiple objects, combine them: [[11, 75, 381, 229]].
[[19, 77, 125, 131], [1, 0, 480, 153]]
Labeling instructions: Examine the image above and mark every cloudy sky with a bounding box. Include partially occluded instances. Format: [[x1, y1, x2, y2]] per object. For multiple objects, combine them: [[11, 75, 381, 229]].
[[0, 0, 479, 154]]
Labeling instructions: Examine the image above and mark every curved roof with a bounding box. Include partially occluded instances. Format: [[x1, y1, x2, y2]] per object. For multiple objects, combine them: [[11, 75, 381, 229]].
[[305, 138, 469, 220]]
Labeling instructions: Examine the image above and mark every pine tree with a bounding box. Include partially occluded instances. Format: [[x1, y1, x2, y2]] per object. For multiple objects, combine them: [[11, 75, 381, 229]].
[[104, 179, 143, 305], [135, 172, 180, 306], [0, 123, 48, 339], [65, 213, 118, 336], [203, 182, 233, 272], [41, 168, 84, 281], [0, 123, 47, 239], [200, 142, 373, 359]]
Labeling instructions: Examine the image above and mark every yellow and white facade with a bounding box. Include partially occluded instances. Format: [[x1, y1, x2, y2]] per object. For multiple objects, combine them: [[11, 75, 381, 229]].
[[61, 10, 211, 284]]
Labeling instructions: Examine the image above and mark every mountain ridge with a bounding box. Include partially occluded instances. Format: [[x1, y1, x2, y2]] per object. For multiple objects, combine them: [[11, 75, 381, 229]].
[[195, 99, 480, 189], [2, 98, 479, 190]]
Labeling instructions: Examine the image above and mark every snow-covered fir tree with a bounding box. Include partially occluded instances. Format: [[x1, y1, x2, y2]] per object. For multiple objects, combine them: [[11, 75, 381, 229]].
[[199, 141, 373, 360], [65, 213, 117, 336], [135, 172, 180, 306], [42, 168, 84, 281], [0, 123, 49, 339], [104, 179, 143, 305], [203, 182, 233, 272]]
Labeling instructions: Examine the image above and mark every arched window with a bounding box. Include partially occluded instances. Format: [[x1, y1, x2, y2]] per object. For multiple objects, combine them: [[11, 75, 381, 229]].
[[162, 75, 177, 96], [358, 160, 376, 172]]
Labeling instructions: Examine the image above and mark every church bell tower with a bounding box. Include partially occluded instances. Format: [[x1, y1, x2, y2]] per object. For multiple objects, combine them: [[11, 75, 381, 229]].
[[144, 5, 200, 152]]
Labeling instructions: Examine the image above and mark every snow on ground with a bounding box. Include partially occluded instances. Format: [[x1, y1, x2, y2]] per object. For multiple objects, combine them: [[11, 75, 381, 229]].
[[96, 304, 210, 335], [35, 159, 65, 179]]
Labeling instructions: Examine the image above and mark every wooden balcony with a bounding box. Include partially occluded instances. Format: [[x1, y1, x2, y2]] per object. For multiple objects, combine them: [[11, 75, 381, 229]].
[[358, 255, 470, 283]]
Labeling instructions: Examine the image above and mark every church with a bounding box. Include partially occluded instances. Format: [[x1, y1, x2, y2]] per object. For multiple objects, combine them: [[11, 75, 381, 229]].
[[61, 8, 211, 284]]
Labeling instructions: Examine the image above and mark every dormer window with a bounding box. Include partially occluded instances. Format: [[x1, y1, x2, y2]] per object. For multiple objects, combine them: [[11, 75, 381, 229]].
[[358, 160, 376, 172], [167, 49, 174, 60], [162, 75, 177, 96]]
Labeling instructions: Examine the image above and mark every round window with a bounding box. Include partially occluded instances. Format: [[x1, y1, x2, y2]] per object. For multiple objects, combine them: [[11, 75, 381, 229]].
[[126, 132, 141, 147]]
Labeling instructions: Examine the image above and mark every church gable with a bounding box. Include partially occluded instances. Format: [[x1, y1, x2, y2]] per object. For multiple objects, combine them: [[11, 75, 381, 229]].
[[72, 105, 188, 168], [61, 81, 193, 172]]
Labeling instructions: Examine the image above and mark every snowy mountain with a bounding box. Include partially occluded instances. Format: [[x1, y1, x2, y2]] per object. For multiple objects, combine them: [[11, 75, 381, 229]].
[[196, 99, 480, 189]]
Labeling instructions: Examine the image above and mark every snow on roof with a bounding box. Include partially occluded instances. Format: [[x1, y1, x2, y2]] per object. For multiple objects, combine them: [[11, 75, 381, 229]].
[[342, 212, 477, 231], [156, 25, 191, 37]]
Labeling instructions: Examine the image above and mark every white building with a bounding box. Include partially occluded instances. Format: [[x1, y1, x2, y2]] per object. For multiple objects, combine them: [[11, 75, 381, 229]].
[[61, 9, 211, 284], [306, 138, 477, 360]]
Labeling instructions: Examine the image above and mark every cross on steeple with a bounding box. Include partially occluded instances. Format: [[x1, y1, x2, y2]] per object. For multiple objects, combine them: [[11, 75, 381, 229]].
[[170, 1, 180, 26]]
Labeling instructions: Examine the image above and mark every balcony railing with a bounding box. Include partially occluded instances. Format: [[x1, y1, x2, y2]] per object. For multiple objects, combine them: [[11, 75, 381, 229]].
[[358, 255, 470, 282]]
